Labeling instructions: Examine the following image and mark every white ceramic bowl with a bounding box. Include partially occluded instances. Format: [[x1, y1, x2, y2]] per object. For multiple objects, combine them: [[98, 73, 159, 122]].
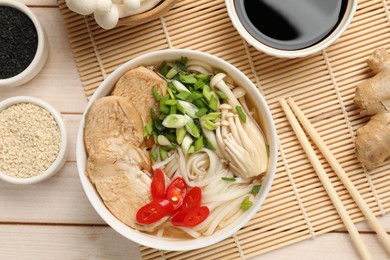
[[0, 96, 69, 184], [76, 49, 277, 251], [226, 0, 357, 58], [0, 0, 48, 87]]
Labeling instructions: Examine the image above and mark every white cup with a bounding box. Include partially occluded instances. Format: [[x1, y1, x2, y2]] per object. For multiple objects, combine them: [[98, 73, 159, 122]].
[[226, 0, 357, 58], [0, 0, 48, 87]]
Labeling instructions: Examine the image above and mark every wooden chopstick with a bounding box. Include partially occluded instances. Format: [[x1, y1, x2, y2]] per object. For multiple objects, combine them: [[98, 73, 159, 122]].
[[284, 97, 390, 255], [279, 98, 373, 260]]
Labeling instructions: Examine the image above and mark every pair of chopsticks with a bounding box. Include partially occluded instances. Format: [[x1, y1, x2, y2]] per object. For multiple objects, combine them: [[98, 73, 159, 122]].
[[279, 97, 390, 260]]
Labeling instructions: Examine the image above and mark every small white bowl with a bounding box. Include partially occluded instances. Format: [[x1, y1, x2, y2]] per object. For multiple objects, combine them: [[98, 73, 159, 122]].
[[76, 49, 278, 251], [0, 0, 48, 87], [226, 0, 357, 58], [0, 96, 69, 184]]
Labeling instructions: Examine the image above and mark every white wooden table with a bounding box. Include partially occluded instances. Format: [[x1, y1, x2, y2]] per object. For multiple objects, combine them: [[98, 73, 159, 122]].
[[1, 1, 389, 259]]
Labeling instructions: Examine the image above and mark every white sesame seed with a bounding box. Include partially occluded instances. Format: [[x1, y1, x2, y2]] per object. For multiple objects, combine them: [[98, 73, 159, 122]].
[[0, 102, 61, 178]]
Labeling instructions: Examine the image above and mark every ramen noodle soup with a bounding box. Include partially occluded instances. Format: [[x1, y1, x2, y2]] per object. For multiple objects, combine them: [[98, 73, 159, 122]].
[[83, 57, 270, 239]]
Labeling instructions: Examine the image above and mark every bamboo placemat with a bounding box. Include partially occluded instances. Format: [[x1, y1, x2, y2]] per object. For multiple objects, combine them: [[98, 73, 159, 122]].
[[58, 0, 390, 259]]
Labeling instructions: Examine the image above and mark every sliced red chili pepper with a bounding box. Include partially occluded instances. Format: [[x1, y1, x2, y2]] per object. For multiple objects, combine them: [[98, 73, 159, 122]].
[[171, 206, 210, 227], [154, 199, 175, 216], [170, 207, 191, 227], [150, 168, 166, 200], [166, 177, 187, 210], [182, 186, 202, 210], [136, 202, 166, 224]]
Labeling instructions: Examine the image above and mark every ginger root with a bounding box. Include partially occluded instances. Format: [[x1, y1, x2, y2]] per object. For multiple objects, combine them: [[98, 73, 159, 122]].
[[355, 113, 390, 170], [354, 48, 390, 170], [354, 48, 390, 115]]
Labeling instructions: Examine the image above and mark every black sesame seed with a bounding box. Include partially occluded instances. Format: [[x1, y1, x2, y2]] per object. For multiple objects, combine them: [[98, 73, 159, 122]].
[[0, 6, 38, 79]]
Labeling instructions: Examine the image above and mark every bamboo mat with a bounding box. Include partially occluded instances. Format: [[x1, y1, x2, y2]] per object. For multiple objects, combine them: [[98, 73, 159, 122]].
[[58, 0, 390, 259]]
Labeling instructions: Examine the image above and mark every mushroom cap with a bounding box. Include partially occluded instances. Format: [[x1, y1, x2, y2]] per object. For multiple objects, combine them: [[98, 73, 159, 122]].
[[66, 0, 97, 15], [124, 0, 141, 10], [96, 0, 113, 14], [94, 4, 119, 29]]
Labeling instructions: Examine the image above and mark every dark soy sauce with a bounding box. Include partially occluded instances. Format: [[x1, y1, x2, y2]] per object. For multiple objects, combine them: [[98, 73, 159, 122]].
[[234, 0, 348, 50]]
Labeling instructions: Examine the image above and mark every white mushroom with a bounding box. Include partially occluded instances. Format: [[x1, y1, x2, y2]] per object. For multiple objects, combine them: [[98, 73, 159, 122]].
[[94, 4, 119, 29], [212, 73, 268, 177], [124, 0, 141, 10], [96, 0, 113, 14], [118, 0, 161, 18], [66, 0, 97, 15]]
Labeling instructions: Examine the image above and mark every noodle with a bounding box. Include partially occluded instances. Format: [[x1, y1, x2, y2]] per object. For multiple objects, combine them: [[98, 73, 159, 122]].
[[135, 59, 267, 239]]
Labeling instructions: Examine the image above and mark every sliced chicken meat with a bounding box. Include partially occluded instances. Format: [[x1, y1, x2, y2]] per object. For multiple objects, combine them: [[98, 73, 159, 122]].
[[111, 66, 167, 124], [86, 137, 153, 231], [84, 95, 144, 156]]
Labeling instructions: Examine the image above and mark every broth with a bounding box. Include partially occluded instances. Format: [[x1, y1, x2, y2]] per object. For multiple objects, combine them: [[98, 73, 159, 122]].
[[235, 0, 348, 50]]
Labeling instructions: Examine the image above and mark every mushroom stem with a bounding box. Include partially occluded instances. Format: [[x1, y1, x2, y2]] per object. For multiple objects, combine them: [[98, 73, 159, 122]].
[[211, 74, 268, 176]]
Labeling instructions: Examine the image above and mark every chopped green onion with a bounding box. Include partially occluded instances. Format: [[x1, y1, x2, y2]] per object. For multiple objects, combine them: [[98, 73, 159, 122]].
[[190, 91, 203, 100], [208, 95, 218, 112], [235, 105, 247, 123], [205, 138, 216, 150], [194, 80, 205, 90], [143, 128, 149, 138], [266, 144, 270, 158], [161, 144, 177, 150], [202, 85, 211, 101], [151, 108, 164, 131], [175, 56, 188, 70], [240, 196, 253, 211], [184, 116, 200, 138], [176, 127, 186, 144], [194, 136, 203, 151], [203, 112, 221, 121], [151, 147, 159, 161], [159, 148, 167, 161], [202, 119, 218, 131], [157, 135, 172, 146], [176, 101, 185, 114], [251, 185, 261, 195], [159, 61, 168, 76], [159, 105, 170, 114], [162, 114, 187, 128], [187, 145, 195, 154], [169, 104, 177, 115], [195, 74, 211, 81], [152, 86, 160, 101], [222, 177, 236, 182], [145, 119, 153, 134], [195, 107, 208, 117], [216, 91, 229, 100], [181, 134, 193, 155], [177, 100, 199, 118], [167, 84, 176, 99], [166, 68, 178, 79], [173, 80, 191, 93], [176, 91, 191, 100], [158, 113, 167, 121], [164, 133, 176, 144], [165, 99, 177, 106], [159, 95, 169, 106], [195, 98, 208, 109], [152, 132, 158, 143], [179, 74, 197, 84]]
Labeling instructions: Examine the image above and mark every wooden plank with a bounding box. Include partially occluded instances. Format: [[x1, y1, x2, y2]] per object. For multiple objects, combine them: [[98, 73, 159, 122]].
[[0, 7, 87, 114], [2, 1, 389, 260], [0, 225, 141, 259]]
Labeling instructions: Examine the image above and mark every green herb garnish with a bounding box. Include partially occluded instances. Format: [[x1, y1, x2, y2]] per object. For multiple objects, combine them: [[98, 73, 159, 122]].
[[222, 177, 236, 182], [240, 196, 253, 211], [251, 185, 261, 195], [235, 105, 247, 123]]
